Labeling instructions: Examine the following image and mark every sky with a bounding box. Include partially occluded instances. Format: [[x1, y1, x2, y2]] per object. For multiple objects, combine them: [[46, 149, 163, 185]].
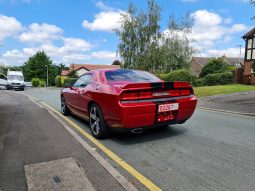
[[0, 0, 254, 66]]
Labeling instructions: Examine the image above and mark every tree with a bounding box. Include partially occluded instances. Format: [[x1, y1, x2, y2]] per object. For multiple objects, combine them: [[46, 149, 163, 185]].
[[67, 64, 78, 78], [22, 51, 56, 85], [115, 0, 194, 73], [112, 60, 122, 65], [199, 58, 228, 78]]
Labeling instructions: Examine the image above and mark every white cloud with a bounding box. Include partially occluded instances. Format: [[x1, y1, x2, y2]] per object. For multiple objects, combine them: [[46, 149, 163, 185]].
[[202, 47, 245, 58], [96, 1, 116, 11], [229, 24, 248, 33], [82, 11, 123, 32], [0, 14, 22, 41], [188, 10, 248, 52], [2, 49, 25, 59], [91, 50, 117, 60], [60, 38, 92, 53], [19, 23, 63, 43]]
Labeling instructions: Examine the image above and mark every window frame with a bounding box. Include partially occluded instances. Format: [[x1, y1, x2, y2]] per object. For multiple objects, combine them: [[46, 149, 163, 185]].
[[245, 36, 255, 61]]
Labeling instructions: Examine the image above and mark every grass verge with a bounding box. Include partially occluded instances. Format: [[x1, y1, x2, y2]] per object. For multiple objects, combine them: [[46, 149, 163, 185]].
[[194, 84, 255, 98]]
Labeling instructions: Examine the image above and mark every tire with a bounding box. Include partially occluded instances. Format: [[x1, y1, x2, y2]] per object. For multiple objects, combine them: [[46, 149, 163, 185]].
[[61, 95, 70, 116], [89, 104, 109, 139]]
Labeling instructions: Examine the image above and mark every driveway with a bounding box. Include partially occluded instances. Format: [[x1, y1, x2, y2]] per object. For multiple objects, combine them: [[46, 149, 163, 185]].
[[198, 91, 255, 116]]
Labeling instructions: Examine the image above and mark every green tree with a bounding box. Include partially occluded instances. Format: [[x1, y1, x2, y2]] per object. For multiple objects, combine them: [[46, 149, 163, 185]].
[[115, 0, 194, 73], [199, 58, 228, 78], [22, 51, 55, 85]]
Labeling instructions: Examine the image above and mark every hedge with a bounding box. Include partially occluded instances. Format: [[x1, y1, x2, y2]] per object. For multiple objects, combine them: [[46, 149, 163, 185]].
[[55, 75, 61, 87], [61, 76, 67, 87], [204, 72, 234, 86], [32, 78, 40, 87], [32, 78, 45, 87], [64, 78, 77, 86], [158, 69, 193, 82]]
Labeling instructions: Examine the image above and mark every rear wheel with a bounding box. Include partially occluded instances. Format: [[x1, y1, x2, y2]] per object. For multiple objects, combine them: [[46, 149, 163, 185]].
[[61, 96, 70, 116], [89, 104, 109, 139]]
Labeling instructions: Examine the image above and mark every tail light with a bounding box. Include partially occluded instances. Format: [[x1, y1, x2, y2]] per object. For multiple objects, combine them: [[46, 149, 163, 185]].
[[169, 89, 191, 97], [121, 92, 139, 100], [174, 82, 191, 88]]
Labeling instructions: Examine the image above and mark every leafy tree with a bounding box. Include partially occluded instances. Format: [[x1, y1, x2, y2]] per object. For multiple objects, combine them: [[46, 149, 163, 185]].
[[22, 51, 56, 85], [115, 0, 194, 73], [67, 64, 78, 78], [112, 60, 122, 65], [199, 58, 228, 78]]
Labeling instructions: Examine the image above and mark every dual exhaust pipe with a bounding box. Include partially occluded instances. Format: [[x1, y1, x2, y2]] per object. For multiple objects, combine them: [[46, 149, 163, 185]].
[[131, 128, 143, 134]]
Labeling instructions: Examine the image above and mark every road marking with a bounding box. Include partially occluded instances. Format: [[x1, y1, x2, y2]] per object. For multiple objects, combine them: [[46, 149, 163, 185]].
[[20, 93, 162, 191], [197, 107, 255, 119]]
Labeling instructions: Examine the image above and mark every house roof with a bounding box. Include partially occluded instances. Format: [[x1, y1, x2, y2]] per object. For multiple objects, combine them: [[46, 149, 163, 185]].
[[69, 64, 120, 71], [61, 64, 121, 76], [242, 27, 255, 39], [192, 56, 244, 67]]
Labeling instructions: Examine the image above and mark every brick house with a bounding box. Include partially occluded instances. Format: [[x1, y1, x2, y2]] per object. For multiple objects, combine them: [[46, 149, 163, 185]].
[[61, 64, 121, 77], [242, 27, 255, 85], [190, 56, 243, 77]]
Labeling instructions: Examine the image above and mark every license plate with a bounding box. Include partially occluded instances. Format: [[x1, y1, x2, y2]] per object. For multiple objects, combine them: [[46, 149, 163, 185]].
[[158, 103, 179, 112]]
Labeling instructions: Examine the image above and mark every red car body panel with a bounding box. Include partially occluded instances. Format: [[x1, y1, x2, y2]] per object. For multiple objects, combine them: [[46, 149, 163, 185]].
[[61, 69, 197, 131]]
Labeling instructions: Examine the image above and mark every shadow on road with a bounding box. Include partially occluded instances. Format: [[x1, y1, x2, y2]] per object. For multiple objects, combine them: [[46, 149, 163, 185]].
[[110, 125, 188, 145], [68, 114, 188, 145]]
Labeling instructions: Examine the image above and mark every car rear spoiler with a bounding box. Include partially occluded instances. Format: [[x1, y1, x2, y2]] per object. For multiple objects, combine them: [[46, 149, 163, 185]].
[[122, 81, 191, 90]]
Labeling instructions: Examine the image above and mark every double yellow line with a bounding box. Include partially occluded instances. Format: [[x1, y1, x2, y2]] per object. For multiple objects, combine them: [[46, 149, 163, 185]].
[[25, 93, 162, 191]]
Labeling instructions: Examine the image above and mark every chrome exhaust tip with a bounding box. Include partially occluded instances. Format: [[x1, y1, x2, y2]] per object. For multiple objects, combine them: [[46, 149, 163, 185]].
[[131, 128, 143, 134]]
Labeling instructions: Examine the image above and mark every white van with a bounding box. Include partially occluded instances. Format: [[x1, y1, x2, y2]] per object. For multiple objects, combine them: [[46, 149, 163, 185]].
[[6, 70, 25, 90], [0, 73, 7, 88]]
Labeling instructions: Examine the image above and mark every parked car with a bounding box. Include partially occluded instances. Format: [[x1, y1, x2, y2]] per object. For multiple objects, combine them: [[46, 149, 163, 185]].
[[61, 69, 197, 139], [6, 70, 25, 90]]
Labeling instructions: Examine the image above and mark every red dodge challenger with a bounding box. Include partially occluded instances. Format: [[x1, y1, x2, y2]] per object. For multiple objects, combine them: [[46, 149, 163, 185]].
[[61, 69, 197, 139]]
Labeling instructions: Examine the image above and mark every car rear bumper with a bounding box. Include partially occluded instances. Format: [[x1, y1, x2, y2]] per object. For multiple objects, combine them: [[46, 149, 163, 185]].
[[108, 95, 197, 130]]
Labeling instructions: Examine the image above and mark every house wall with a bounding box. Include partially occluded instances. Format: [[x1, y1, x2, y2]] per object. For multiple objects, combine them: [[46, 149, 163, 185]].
[[244, 60, 252, 75], [251, 74, 255, 85]]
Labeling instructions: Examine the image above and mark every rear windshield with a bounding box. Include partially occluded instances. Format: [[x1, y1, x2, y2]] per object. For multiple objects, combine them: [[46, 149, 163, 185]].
[[105, 70, 160, 83], [7, 75, 24, 81]]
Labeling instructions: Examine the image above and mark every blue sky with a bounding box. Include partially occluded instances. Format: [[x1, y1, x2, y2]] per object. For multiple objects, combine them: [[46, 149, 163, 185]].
[[0, 0, 254, 66]]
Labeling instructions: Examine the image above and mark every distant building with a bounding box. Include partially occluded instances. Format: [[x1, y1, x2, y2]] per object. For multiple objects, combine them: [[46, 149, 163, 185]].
[[190, 56, 243, 77], [61, 64, 121, 77], [242, 27, 255, 85]]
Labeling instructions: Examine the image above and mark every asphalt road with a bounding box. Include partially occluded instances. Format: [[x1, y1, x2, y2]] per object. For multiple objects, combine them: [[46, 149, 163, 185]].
[[21, 88, 255, 191]]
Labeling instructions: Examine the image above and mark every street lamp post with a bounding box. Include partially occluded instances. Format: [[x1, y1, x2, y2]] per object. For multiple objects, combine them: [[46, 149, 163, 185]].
[[45, 65, 48, 87]]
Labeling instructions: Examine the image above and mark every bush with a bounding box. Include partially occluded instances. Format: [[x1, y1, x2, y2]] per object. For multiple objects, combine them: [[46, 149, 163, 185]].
[[32, 78, 40, 87], [61, 76, 67, 87], [163, 69, 192, 82], [39, 79, 46, 87], [196, 78, 206, 87], [55, 75, 61, 87], [204, 72, 234, 86], [64, 78, 77, 86], [200, 58, 228, 78]]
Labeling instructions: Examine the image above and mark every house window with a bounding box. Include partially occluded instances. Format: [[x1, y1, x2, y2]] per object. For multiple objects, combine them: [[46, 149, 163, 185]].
[[246, 36, 255, 60]]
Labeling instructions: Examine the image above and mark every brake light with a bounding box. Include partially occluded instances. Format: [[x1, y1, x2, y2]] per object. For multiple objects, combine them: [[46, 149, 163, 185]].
[[170, 89, 191, 96], [174, 82, 191, 88], [139, 92, 152, 99], [121, 92, 139, 100]]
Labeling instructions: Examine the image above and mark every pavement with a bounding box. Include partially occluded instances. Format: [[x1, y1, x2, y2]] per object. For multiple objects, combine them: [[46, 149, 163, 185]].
[[0, 91, 126, 191], [198, 91, 255, 116]]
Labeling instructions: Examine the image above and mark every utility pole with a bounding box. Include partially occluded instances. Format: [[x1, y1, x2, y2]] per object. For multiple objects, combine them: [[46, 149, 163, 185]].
[[237, 44, 242, 66]]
